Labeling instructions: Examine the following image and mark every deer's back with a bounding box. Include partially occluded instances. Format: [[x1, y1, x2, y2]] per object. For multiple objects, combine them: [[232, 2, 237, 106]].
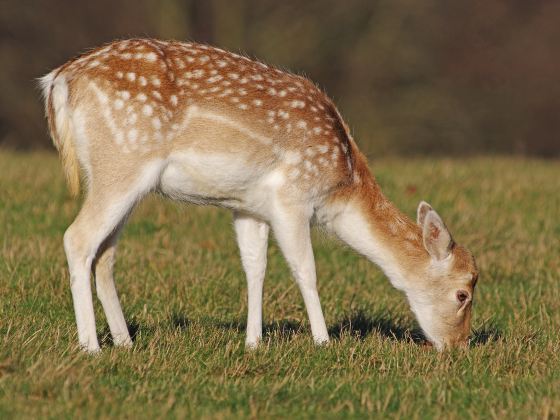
[[54, 39, 357, 209]]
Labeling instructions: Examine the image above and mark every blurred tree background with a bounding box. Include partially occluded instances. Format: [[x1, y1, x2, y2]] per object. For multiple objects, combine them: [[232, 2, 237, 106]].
[[1, 0, 559, 156]]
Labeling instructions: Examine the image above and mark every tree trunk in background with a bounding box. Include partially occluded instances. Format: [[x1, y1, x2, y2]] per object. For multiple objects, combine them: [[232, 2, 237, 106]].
[[213, 0, 251, 53], [154, 0, 189, 40], [189, 0, 215, 44]]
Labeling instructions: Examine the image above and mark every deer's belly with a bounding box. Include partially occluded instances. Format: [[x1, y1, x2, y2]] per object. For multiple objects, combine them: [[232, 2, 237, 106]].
[[158, 150, 281, 212]]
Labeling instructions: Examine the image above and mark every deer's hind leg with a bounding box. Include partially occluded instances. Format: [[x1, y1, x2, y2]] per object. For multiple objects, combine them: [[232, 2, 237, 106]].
[[93, 228, 131, 347], [63, 160, 164, 352]]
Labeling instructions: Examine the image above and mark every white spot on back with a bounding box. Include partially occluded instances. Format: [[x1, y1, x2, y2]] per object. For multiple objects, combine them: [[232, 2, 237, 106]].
[[332, 149, 339, 160], [152, 117, 161, 130], [317, 144, 329, 154], [278, 110, 289, 120], [289, 168, 300, 179], [290, 100, 306, 109], [142, 104, 153, 116], [218, 88, 233, 97], [190, 69, 205, 79], [207, 75, 223, 83], [126, 113, 138, 125], [126, 72, 136, 82], [284, 150, 301, 165]]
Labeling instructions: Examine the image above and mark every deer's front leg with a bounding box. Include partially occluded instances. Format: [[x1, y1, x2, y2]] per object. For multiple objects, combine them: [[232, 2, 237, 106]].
[[234, 213, 270, 348], [270, 206, 329, 345]]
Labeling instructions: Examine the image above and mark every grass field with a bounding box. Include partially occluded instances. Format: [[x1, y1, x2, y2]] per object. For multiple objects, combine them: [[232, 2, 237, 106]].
[[0, 151, 559, 418]]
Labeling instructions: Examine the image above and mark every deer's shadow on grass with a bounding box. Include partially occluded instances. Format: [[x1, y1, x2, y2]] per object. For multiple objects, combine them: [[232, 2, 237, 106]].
[[470, 324, 502, 346], [168, 309, 427, 345], [329, 310, 426, 344], [100, 321, 141, 347], [100, 310, 501, 348], [170, 314, 304, 340]]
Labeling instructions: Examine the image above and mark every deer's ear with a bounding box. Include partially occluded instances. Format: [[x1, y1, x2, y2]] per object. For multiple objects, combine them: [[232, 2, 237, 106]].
[[417, 201, 433, 226], [422, 209, 453, 261]]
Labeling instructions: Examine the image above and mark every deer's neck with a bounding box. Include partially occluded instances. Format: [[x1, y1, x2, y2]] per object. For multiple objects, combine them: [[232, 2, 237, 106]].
[[326, 174, 428, 291]]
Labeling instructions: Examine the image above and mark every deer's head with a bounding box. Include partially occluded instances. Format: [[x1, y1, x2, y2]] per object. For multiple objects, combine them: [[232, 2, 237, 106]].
[[407, 202, 478, 350]]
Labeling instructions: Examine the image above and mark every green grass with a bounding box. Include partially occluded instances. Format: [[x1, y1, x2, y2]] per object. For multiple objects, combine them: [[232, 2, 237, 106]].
[[1, 151, 559, 418]]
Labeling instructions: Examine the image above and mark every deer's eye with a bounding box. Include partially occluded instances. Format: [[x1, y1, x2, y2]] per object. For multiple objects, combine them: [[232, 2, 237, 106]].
[[456, 290, 469, 305]]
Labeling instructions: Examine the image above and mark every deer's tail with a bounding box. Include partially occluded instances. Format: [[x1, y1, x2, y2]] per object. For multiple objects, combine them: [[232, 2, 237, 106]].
[[39, 69, 80, 197]]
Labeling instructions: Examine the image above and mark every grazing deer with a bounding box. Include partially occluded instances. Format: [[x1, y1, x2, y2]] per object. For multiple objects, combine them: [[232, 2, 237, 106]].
[[40, 39, 478, 353]]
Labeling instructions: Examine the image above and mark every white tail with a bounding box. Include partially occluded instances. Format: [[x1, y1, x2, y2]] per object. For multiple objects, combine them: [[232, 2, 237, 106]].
[[42, 38, 478, 352], [40, 72, 80, 196]]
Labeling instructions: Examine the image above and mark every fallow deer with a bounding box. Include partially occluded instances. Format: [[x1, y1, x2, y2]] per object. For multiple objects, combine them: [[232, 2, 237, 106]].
[[40, 39, 478, 353]]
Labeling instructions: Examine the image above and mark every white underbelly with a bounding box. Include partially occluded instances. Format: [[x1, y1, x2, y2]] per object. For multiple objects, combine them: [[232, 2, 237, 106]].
[[158, 150, 281, 213]]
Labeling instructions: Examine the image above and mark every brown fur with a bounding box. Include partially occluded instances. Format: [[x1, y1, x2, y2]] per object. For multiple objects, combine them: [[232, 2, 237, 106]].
[[44, 38, 358, 197]]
